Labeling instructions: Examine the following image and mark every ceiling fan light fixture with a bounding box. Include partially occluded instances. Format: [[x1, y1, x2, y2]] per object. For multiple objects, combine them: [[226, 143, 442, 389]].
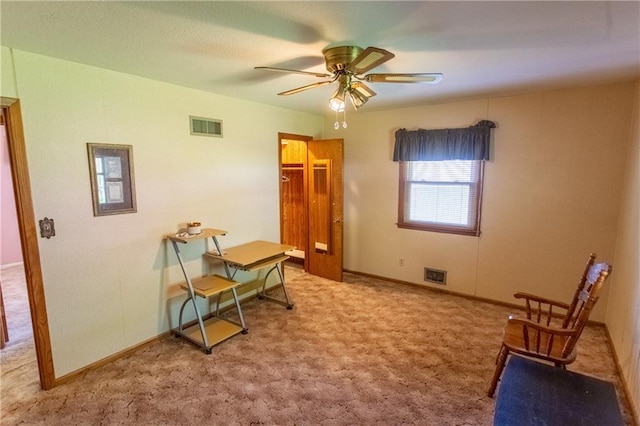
[[329, 97, 345, 112], [351, 81, 376, 98], [329, 75, 351, 111], [329, 87, 346, 112], [348, 90, 368, 110]]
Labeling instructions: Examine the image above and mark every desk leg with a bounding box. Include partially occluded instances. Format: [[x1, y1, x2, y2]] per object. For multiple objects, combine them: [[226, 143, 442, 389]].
[[212, 235, 234, 279], [231, 287, 248, 334], [259, 262, 294, 309], [177, 297, 190, 336], [171, 240, 211, 352]]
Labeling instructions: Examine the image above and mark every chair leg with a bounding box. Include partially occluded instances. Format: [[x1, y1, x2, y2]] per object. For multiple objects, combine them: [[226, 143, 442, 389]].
[[488, 345, 509, 397]]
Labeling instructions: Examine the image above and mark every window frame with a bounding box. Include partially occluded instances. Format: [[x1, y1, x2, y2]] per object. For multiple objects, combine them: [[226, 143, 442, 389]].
[[397, 160, 485, 236]]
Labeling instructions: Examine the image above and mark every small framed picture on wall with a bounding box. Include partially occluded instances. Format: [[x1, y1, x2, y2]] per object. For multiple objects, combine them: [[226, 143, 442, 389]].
[[87, 143, 137, 216]]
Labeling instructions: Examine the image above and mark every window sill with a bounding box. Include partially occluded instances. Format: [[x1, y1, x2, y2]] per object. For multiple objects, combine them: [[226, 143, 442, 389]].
[[396, 222, 480, 237]]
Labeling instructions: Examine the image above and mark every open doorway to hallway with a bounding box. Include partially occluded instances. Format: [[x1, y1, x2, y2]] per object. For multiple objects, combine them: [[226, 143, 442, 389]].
[[1, 117, 40, 395], [1, 99, 56, 390]]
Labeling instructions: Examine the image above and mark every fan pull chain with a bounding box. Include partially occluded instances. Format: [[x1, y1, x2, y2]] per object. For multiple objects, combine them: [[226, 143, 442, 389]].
[[333, 100, 348, 130]]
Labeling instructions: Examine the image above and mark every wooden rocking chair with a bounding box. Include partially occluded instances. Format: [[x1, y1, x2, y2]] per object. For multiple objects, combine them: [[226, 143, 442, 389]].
[[487, 253, 612, 397]]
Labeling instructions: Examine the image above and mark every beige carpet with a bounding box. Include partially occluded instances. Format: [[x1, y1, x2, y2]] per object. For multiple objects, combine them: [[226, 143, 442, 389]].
[[0, 263, 634, 425]]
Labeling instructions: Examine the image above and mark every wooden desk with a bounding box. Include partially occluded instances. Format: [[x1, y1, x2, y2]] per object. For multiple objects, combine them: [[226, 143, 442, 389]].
[[205, 240, 295, 309], [165, 228, 247, 354]]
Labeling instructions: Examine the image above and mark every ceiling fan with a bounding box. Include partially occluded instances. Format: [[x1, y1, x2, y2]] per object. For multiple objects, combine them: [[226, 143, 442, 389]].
[[255, 46, 443, 111]]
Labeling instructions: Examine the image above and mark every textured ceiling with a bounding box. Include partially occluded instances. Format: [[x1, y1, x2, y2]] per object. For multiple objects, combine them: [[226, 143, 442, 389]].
[[1, 1, 639, 115]]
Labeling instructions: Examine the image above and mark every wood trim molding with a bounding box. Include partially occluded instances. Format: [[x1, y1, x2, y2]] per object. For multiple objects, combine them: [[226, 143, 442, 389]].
[[3, 98, 56, 390], [54, 332, 171, 387], [55, 288, 271, 386], [603, 324, 640, 424], [343, 268, 608, 325]]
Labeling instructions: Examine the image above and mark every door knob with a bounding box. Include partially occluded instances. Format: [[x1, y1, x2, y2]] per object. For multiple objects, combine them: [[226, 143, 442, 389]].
[[332, 218, 343, 223]]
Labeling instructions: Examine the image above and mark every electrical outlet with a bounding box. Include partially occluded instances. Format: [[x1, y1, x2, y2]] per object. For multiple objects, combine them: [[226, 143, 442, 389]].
[[399, 258, 404, 266]]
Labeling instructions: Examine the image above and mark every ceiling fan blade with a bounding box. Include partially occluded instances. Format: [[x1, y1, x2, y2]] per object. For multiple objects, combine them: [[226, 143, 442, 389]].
[[346, 47, 395, 75], [277, 80, 333, 96], [254, 66, 331, 78], [364, 73, 444, 84]]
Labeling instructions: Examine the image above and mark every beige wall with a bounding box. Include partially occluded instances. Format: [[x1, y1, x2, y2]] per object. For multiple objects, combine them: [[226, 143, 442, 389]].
[[606, 82, 640, 421], [328, 82, 635, 323], [1, 47, 18, 99], [4, 49, 324, 377]]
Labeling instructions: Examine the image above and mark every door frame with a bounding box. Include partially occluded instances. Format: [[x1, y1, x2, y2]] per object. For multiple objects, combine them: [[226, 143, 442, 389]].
[[278, 133, 344, 282], [2, 97, 56, 390]]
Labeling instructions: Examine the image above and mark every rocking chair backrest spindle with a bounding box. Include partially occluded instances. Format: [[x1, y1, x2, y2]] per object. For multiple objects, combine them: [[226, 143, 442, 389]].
[[561, 263, 611, 358], [561, 253, 597, 329]]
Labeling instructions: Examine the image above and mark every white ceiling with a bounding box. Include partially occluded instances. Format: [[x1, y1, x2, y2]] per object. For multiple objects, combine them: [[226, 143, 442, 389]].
[[1, 1, 639, 115]]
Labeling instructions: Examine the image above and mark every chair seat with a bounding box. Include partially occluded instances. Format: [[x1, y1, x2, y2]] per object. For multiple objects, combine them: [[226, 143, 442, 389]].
[[502, 321, 576, 364], [494, 355, 624, 426]]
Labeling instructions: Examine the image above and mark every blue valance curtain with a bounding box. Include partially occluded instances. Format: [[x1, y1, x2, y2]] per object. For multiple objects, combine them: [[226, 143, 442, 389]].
[[393, 120, 495, 162]]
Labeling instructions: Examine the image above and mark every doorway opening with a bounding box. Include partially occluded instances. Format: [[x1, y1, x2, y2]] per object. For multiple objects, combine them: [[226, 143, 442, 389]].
[[279, 133, 310, 268], [1, 98, 55, 390], [278, 133, 344, 282]]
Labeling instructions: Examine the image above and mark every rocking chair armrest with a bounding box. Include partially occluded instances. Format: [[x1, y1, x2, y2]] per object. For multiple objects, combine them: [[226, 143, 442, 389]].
[[513, 292, 571, 310], [506, 317, 577, 337]]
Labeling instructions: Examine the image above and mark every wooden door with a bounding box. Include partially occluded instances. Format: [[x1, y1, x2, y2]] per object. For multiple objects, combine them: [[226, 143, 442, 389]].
[[307, 138, 343, 282]]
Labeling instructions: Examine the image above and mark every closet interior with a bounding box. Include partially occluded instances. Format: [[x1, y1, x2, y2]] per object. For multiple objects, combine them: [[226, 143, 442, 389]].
[[280, 138, 308, 263]]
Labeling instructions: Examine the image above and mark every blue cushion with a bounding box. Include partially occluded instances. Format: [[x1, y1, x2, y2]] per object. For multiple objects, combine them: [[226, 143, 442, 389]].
[[494, 355, 623, 426]]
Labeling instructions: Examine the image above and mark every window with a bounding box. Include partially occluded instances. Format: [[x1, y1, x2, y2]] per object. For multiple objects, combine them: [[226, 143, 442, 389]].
[[398, 160, 484, 236]]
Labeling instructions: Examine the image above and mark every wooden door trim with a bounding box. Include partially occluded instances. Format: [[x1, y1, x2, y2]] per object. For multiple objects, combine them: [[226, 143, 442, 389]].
[[2, 97, 56, 390]]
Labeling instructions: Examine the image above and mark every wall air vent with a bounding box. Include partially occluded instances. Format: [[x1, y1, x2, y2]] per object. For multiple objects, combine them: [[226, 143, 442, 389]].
[[190, 116, 223, 138], [424, 267, 447, 285]]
